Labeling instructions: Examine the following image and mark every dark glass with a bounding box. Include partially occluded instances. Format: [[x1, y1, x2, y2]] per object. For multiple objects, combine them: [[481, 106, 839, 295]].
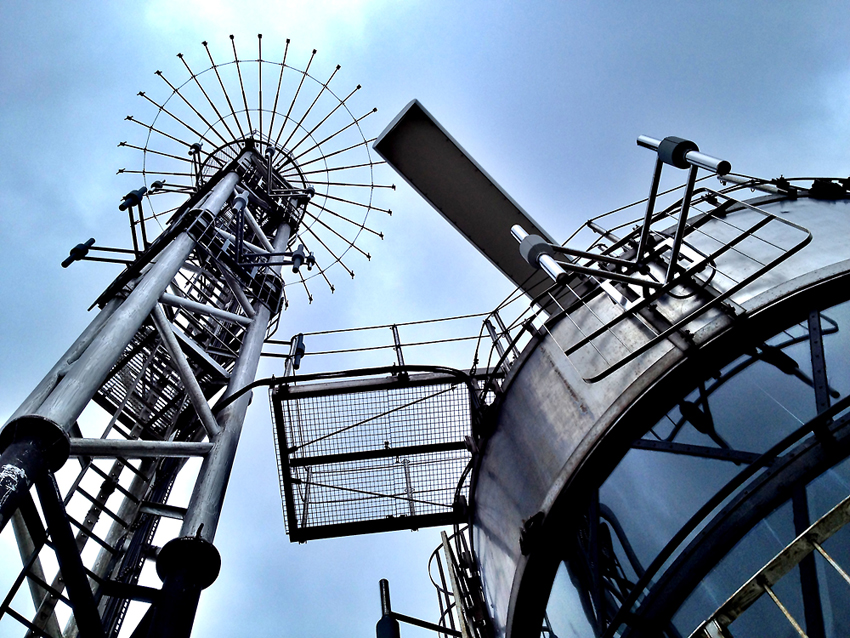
[[543, 299, 850, 638]]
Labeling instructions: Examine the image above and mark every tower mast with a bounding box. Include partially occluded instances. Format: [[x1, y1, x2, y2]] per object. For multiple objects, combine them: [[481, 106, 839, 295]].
[[0, 35, 386, 638]]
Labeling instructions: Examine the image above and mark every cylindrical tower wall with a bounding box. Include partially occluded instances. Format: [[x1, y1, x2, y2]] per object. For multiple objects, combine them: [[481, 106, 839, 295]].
[[472, 193, 850, 637]]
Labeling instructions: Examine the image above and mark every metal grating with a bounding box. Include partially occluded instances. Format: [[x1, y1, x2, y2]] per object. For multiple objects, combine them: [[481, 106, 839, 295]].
[[271, 371, 473, 541], [530, 187, 813, 383]]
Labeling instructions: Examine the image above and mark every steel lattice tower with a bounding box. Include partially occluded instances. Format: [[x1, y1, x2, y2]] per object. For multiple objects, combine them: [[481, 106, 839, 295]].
[[0, 35, 388, 638]]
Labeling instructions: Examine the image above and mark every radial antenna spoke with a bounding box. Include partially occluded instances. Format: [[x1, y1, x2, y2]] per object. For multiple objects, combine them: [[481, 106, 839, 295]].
[[304, 205, 383, 238], [266, 39, 290, 143], [258, 34, 264, 144], [301, 228, 355, 279], [321, 191, 390, 214], [154, 69, 231, 147], [204, 40, 245, 138], [125, 115, 197, 149], [281, 84, 362, 164], [137, 91, 219, 150], [305, 214, 371, 260], [299, 160, 383, 176], [120, 141, 194, 164], [280, 63, 339, 152], [273, 48, 317, 148], [293, 137, 377, 171], [288, 106, 377, 167], [230, 35, 253, 134], [178, 53, 238, 142]]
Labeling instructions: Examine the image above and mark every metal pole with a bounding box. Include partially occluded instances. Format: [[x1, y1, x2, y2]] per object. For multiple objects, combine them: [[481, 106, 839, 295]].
[[6, 296, 121, 424], [380, 579, 392, 616], [441, 531, 471, 638], [160, 292, 252, 326], [0, 170, 241, 534], [180, 218, 291, 540], [151, 304, 223, 439], [376, 579, 401, 638], [664, 164, 699, 284], [68, 439, 213, 458], [148, 220, 291, 638], [637, 157, 663, 262]]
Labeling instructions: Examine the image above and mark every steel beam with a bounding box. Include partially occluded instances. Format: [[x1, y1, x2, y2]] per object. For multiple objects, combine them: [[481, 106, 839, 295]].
[[0, 171, 240, 535], [151, 304, 223, 438], [160, 292, 252, 327], [35, 475, 106, 638], [68, 439, 213, 458], [147, 218, 292, 638]]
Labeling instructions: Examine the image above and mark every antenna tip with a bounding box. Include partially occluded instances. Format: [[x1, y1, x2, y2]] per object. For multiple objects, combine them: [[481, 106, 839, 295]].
[[177, 53, 183, 58], [137, 91, 145, 96], [286, 38, 290, 43], [312, 49, 317, 54], [258, 33, 263, 39], [336, 64, 341, 69], [155, 70, 162, 75], [202, 40, 208, 46], [357, 84, 362, 90], [229, 34, 235, 40]]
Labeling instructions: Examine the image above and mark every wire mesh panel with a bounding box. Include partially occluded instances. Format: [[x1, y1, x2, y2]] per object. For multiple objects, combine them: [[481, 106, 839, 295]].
[[270, 371, 473, 541]]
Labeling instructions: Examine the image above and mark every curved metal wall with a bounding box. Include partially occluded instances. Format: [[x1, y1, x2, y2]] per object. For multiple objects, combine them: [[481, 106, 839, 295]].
[[471, 193, 850, 637]]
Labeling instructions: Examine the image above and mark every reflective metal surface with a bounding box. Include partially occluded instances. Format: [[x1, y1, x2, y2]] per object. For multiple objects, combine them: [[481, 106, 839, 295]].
[[471, 192, 850, 637]]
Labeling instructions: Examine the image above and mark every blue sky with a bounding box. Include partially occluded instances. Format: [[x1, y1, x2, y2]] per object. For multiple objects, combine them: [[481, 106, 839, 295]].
[[1, 2, 849, 636]]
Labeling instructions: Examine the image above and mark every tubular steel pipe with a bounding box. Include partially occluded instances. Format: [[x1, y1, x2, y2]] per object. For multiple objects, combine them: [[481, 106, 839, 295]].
[[637, 135, 731, 175], [376, 579, 401, 638], [665, 164, 700, 283], [148, 219, 292, 638], [160, 292, 253, 327], [380, 579, 392, 616], [180, 219, 291, 540], [0, 170, 241, 536], [68, 439, 213, 458], [511, 224, 569, 284], [35, 170, 239, 432], [221, 269, 257, 319], [151, 304, 223, 439], [6, 296, 121, 424]]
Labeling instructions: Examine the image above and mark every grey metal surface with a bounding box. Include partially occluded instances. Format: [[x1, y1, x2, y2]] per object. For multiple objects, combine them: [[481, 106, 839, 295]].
[[33, 171, 239, 433], [179, 219, 292, 542], [271, 368, 473, 541], [67, 439, 212, 458], [470, 193, 850, 637], [160, 292, 253, 327], [151, 305, 223, 438], [374, 100, 556, 300], [1, 37, 390, 637]]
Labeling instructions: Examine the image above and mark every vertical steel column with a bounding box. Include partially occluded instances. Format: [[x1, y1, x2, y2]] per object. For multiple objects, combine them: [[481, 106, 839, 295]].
[[636, 157, 664, 262], [181, 218, 292, 539], [148, 220, 292, 638], [664, 164, 700, 283], [0, 170, 241, 534], [376, 579, 401, 638], [6, 296, 121, 424]]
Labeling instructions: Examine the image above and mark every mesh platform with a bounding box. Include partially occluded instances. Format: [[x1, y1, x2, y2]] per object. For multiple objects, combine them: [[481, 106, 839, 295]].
[[271, 371, 474, 541]]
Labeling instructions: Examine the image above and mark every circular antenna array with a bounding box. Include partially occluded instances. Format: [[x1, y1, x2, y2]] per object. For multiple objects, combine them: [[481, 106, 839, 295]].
[[119, 35, 393, 299]]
